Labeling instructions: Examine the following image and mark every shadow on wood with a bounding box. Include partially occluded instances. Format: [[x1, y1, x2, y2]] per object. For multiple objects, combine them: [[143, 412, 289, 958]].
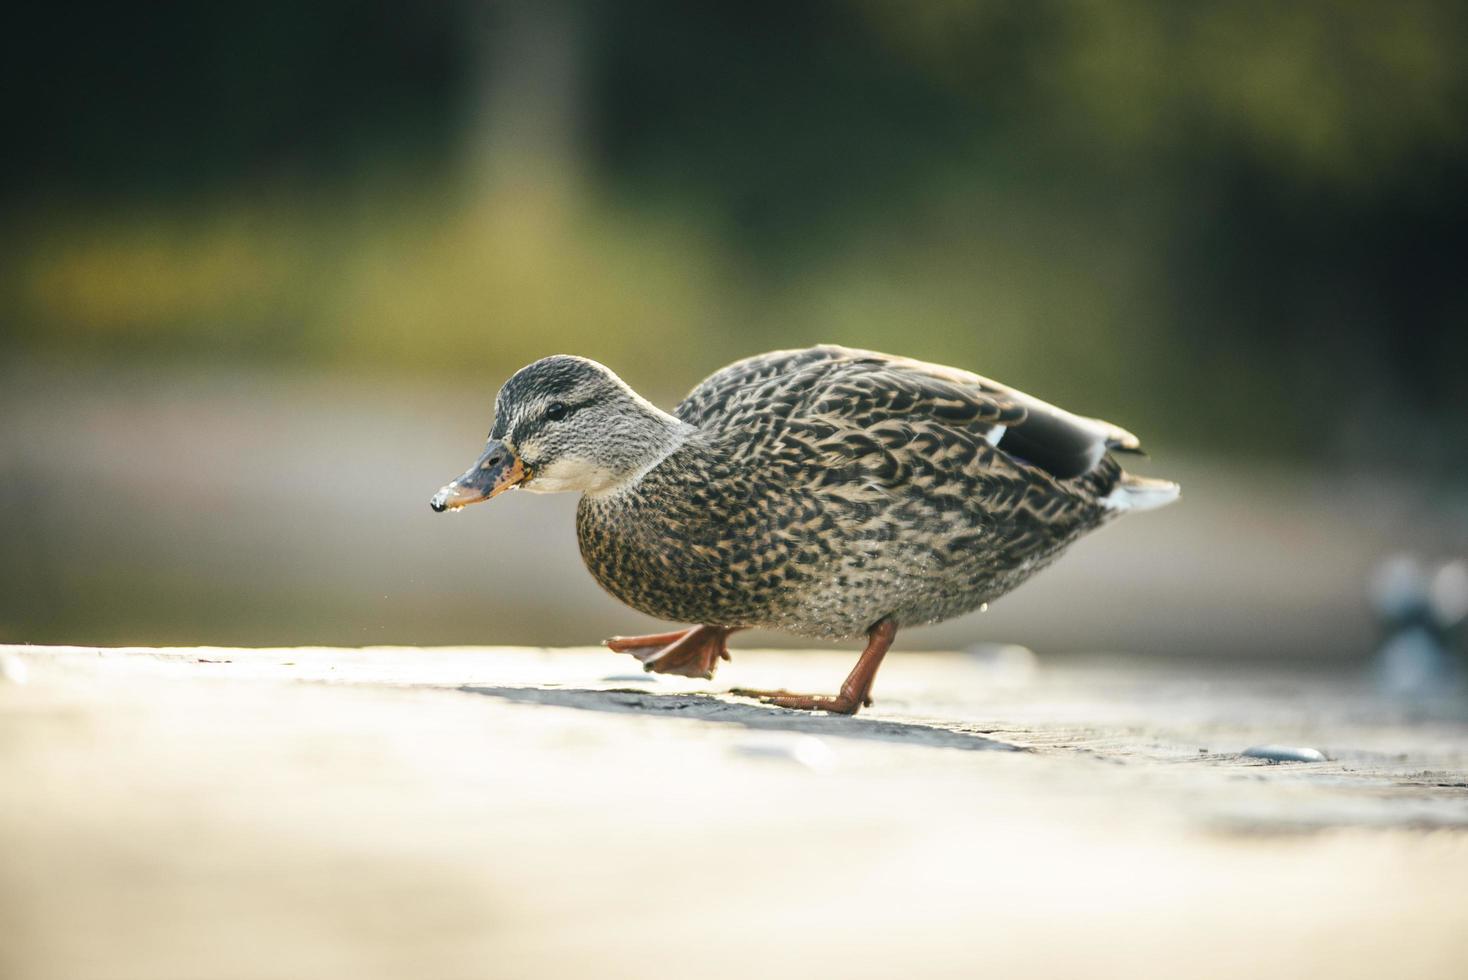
[[462, 685, 1024, 752]]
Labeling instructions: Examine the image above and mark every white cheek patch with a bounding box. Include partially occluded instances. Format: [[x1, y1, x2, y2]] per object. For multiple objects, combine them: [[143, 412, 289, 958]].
[[524, 455, 620, 494]]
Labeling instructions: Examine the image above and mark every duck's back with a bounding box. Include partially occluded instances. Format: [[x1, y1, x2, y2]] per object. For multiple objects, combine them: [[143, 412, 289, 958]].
[[579, 346, 1176, 637]]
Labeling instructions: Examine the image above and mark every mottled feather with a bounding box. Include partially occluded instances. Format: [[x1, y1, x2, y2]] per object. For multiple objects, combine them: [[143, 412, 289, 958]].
[[575, 346, 1176, 638]]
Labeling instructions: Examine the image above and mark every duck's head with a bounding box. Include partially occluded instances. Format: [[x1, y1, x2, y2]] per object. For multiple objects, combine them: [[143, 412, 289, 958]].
[[430, 355, 689, 512]]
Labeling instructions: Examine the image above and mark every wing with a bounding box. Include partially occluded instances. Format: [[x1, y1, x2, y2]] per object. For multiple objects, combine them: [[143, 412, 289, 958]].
[[676, 345, 1138, 484], [674, 346, 852, 428]]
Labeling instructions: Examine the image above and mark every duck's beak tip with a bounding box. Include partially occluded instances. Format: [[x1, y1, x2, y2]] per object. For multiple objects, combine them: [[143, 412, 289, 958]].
[[429, 481, 480, 513]]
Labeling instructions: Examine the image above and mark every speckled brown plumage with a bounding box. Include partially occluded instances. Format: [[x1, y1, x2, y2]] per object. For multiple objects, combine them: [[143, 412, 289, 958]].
[[432, 344, 1178, 712], [575, 345, 1173, 639]]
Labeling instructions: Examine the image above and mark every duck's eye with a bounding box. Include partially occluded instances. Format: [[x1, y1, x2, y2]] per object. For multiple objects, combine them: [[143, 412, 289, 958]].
[[545, 401, 568, 422]]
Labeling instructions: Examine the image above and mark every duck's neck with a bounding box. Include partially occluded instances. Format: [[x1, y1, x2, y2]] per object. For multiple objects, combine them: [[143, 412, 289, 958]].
[[585, 405, 701, 499]]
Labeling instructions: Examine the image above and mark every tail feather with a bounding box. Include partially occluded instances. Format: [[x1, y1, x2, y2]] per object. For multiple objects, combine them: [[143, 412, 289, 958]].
[[1100, 420, 1145, 455], [1104, 473, 1180, 512]]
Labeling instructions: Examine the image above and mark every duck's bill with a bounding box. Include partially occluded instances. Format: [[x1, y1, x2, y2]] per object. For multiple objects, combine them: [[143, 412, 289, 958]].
[[430, 441, 528, 512]]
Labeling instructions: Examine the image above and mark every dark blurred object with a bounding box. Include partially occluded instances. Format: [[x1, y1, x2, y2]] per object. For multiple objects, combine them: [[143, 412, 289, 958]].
[[5, 1, 1468, 467], [1370, 555, 1468, 695]]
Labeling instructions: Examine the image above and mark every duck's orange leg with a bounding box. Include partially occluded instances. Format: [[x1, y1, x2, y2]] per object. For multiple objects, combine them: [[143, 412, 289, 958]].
[[731, 618, 897, 716], [604, 625, 739, 680]]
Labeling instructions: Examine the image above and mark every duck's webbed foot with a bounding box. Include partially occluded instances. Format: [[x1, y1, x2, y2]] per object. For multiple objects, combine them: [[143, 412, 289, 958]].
[[604, 625, 737, 680], [730, 618, 897, 717]]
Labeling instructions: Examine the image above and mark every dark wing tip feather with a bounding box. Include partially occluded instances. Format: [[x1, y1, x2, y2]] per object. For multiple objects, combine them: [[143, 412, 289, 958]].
[[682, 345, 1153, 488]]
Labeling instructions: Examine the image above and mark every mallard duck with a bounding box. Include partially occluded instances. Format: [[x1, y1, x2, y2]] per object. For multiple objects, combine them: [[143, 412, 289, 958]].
[[431, 345, 1178, 714]]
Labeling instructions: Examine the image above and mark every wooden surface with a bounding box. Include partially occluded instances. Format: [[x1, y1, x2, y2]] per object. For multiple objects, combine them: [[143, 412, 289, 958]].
[[2, 643, 1467, 980]]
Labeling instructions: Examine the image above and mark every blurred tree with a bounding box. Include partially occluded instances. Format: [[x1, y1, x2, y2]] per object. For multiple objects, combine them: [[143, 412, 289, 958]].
[[3, 0, 1465, 468]]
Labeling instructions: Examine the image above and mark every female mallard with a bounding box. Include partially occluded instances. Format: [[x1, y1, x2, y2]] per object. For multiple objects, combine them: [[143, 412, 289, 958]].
[[431, 346, 1178, 715]]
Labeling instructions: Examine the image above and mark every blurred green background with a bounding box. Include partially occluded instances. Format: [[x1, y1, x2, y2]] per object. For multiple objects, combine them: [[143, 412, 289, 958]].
[[3, 1, 1466, 658]]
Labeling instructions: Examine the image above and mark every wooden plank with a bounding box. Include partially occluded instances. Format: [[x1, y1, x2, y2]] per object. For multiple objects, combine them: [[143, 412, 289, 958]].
[[2, 644, 1466, 980]]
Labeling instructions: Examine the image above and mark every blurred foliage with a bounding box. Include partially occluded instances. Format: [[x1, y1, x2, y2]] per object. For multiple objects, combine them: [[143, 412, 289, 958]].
[[4, 0, 1466, 466]]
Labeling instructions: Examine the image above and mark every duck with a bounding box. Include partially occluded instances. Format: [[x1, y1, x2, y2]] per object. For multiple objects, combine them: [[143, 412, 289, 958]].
[[431, 345, 1178, 715]]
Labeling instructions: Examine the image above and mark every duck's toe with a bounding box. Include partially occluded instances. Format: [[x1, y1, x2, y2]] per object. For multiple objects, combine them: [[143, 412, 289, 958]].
[[606, 625, 734, 680], [729, 688, 866, 715]]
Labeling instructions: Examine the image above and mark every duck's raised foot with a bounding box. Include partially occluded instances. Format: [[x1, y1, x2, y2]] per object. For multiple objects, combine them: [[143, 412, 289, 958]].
[[604, 625, 736, 680], [728, 688, 871, 715]]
